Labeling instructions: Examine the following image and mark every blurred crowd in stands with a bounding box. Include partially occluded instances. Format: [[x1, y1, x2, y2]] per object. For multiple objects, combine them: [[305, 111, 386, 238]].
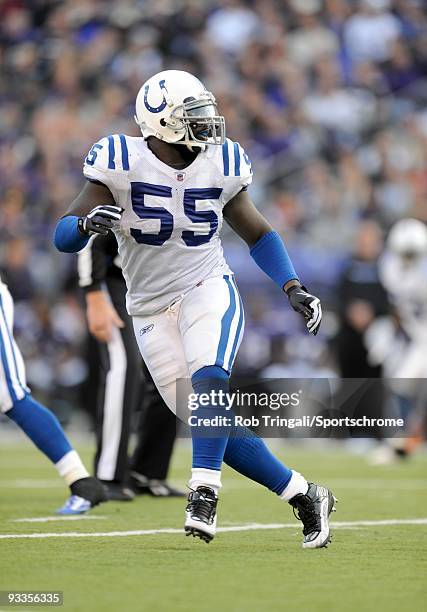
[[0, 0, 426, 412]]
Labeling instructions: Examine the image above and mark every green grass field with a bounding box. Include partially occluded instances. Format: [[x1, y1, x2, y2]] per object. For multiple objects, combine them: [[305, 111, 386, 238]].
[[0, 439, 426, 612]]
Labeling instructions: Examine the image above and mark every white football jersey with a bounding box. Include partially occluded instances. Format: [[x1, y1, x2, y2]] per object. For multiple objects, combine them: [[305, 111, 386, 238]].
[[83, 135, 252, 315], [379, 251, 427, 341]]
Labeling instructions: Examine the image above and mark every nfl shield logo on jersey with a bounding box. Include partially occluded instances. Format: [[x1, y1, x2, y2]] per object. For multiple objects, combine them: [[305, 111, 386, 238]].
[[175, 171, 186, 181]]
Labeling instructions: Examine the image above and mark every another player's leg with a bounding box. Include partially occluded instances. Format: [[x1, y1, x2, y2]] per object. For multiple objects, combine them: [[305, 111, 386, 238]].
[[0, 285, 105, 514], [129, 366, 184, 497], [93, 307, 140, 502], [5, 396, 106, 514]]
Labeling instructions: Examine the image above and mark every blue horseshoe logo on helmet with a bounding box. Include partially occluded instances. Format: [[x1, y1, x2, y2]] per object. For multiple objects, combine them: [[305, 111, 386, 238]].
[[144, 79, 168, 113]]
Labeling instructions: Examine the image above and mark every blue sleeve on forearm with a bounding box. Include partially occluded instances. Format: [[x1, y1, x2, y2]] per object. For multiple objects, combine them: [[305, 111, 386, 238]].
[[250, 230, 299, 289], [54, 216, 89, 253]]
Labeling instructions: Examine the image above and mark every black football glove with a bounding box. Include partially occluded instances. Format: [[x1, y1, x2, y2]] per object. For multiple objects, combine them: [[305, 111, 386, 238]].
[[78, 205, 123, 236], [286, 284, 322, 336]]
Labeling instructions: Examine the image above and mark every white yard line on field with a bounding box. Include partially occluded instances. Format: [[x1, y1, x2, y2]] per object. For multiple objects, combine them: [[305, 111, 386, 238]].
[[0, 480, 62, 488], [313, 479, 427, 490], [0, 518, 426, 539], [12, 515, 107, 523], [1, 478, 426, 490], [224, 479, 427, 491]]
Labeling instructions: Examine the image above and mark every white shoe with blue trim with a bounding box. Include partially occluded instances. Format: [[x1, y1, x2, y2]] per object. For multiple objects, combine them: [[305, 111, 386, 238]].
[[56, 495, 92, 515]]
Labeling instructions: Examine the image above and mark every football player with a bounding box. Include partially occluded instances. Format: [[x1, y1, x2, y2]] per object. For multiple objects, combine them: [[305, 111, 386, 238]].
[[378, 218, 427, 380], [0, 275, 106, 514], [367, 218, 427, 463], [54, 70, 336, 548]]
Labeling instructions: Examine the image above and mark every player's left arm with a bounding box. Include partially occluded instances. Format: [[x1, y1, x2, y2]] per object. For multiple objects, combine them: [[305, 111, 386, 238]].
[[223, 189, 322, 335]]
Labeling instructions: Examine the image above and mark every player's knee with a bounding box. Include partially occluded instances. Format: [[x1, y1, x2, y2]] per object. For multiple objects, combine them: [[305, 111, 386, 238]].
[[191, 365, 229, 395], [6, 393, 30, 414], [192, 365, 229, 383], [6, 394, 47, 425]]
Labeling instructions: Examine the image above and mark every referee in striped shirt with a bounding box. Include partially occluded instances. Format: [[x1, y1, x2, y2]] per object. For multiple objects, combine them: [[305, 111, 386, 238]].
[[78, 231, 184, 500]]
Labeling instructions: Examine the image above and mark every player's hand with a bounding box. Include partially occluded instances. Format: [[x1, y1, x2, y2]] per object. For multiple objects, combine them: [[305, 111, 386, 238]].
[[286, 284, 322, 335], [78, 205, 123, 236], [86, 290, 125, 343]]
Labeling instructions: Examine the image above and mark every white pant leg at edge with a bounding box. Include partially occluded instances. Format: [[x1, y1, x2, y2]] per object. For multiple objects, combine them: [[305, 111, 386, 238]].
[[0, 283, 29, 413]]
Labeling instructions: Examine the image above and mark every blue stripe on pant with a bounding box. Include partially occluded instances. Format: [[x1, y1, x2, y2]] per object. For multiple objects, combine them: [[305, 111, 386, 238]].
[[0, 293, 26, 405], [215, 275, 244, 374], [226, 276, 244, 371], [1, 287, 72, 462]]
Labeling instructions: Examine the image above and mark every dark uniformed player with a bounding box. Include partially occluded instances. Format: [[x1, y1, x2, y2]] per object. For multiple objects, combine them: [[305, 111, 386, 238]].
[[78, 231, 184, 500]]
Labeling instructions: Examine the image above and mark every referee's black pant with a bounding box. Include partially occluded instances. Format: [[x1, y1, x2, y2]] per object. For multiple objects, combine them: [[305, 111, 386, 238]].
[[94, 276, 177, 483]]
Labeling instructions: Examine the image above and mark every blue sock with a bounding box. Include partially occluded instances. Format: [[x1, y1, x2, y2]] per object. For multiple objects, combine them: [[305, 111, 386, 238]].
[[191, 366, 230, 471], [7, 394, 73, 464], [224, 426, 292, 495]]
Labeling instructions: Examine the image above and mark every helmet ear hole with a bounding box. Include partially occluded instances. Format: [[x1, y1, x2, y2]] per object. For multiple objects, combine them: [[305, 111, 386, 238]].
[[160, 118, 167, 127]]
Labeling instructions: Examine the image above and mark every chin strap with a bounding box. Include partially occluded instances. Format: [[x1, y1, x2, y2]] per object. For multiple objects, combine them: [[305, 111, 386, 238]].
[[186, 143, 206, 153]]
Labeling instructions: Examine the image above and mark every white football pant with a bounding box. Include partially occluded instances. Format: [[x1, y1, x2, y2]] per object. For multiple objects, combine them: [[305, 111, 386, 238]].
[[132, 275, 244, 414], [0, 282, 30, 412]]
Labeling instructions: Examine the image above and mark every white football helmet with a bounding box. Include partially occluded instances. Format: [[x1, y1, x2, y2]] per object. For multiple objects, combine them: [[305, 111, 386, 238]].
[[135, 70, 225, 149], [387, 218, 427, 257]]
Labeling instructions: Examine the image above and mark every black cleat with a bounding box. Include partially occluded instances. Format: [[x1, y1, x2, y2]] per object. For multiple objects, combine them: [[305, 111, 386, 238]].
[[70, 476, 107, 507], [184, 486, 218, 543], [101, 481, 135, 501], [56, 476, 108, 514], [129, 472, 185, 497], [289, 482, 337, 549], [56, 476, 107, 516]]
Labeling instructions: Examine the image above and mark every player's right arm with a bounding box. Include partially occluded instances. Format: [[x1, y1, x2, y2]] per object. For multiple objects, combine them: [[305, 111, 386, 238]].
[[54, 136, 124, 253]]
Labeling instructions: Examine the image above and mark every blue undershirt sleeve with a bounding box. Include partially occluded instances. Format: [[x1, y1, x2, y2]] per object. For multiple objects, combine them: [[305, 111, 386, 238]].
[[54, 216, 89, 253], [250, 230, 299, 289]]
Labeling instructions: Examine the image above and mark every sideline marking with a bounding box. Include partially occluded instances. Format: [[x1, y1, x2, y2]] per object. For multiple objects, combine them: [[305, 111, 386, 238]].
[[12, 515, 107, 523], [1, 518, 426, 539]]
